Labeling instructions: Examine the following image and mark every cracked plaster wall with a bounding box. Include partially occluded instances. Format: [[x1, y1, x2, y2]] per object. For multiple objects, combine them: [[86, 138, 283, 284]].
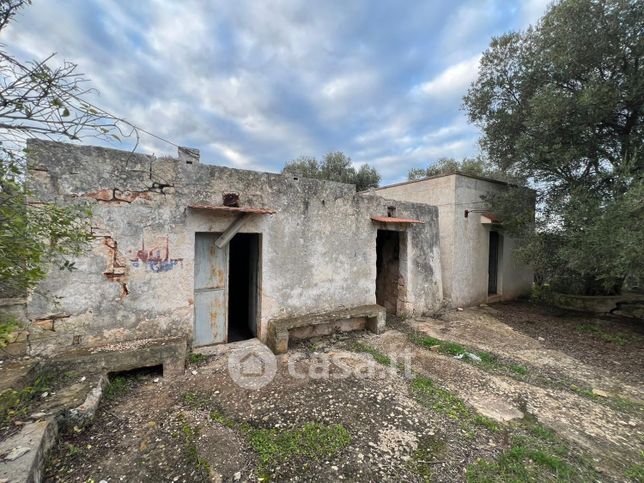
[[24, 139, 443, 355]]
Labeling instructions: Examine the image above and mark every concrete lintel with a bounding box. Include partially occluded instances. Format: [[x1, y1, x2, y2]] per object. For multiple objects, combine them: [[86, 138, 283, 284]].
[[215, 213, 250, 249]]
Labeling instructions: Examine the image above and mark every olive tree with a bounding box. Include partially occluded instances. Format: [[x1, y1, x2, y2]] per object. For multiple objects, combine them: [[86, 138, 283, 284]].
[[0, 0, 133, 298], [283, 151, 381, 191], [463, 0, 643, 294]]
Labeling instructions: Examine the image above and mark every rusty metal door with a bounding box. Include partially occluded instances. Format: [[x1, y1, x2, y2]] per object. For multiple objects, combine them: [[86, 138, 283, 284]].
[[194, 233, 228, 346]]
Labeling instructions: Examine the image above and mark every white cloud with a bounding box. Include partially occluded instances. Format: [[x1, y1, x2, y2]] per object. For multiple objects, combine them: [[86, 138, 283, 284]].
[[413, 55, 481, 98], [3, 0, 527, 183]]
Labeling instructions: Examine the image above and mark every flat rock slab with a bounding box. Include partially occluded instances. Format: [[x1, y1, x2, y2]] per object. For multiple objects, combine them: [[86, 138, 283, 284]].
[[0, 419, 57, 483]]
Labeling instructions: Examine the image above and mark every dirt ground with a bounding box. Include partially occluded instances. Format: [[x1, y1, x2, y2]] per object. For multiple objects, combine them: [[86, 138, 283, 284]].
[[44, 302, 643, 482]]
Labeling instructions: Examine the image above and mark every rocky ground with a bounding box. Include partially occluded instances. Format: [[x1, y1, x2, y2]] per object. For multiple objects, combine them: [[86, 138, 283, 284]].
[[41, 302, 643, 482]]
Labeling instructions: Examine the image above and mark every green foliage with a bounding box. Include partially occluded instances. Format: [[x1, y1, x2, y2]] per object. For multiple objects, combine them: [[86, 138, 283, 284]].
[[179, 420, 210, 473], [188, 352, 207, 365], [410, 335, 530, 377], [530, 283, 554, 304], [0, 373, 50, 425], [0, 316, 21, 348], [181, 391, 210, 409], [464, 0, 644, 295], [1, 1, 126, 297], [0, 161, 93, 296], [625, 452, 644, 482], [408, 157, 517, 183], [350, 342, 392, 365], [249, 422, 351, 474], [576, 322, 634, 345], [104, 376, 131, 400], [282, 151, 381, 191], [407, 434, 448, 481], [411, 376, 472, 421], [467, 418, 599, 482]]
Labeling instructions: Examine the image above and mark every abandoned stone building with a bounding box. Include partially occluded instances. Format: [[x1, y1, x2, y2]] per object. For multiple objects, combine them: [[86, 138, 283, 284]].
[[19, 140, 445, 357], [7, 140, 533, 360], [376, 174, 533, 307]]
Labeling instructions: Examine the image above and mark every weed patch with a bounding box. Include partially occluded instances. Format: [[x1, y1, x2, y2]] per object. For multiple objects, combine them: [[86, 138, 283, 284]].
[[177, 416, 210, 473], [411, 376, 471, 421], [0, 373, 50, 425], [409, 334, 529, 378], [407, 434, 448, 481], [188, 353, 207, 364], [209, 409, 236, 429], [0, 316, 21, 348], [104, 376, 130, 400], [576, 323, 633, 345], [181, 391, 210, 410], [467, 416, 598, 482], [249, 422, 351, 475], [350, 342, 392, 365]]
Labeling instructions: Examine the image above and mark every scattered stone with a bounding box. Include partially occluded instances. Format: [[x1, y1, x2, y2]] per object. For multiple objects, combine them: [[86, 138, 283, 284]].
[[429, 345, 441, 352], [191, 370, 198, 375], [233, 471, 241, 481], [80, 376, 87, 382], [4, 446, 30, 461], [466, 352, 482, 362], [153, 377, 160, 383], [457, 307, 464, 311], [40, 392, 49, 398], [592, 388, 609, 398], [29, 412, 47, 419]]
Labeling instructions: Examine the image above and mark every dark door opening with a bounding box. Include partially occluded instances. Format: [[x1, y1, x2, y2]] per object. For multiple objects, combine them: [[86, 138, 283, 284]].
[[228, 233, 260, 342], [376, 229, 400, 314], [488, 231, 500, 294]]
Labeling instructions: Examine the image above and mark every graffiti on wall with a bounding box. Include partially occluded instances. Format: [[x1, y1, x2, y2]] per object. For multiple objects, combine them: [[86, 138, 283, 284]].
[[130, 236, 183, 272]]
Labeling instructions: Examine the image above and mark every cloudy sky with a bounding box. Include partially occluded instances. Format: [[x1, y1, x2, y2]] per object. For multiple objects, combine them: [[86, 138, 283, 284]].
[[4, 0, 550, 184]]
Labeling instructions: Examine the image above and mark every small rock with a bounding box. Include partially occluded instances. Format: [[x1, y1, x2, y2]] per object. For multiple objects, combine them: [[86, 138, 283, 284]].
[[331, 466, 339, 471], [191, 370, 198, 375], [457, 307, 464, 311], [99, 480, 108, 483], [40, 392, 49, 398], [592, 388, 609, 398], [153, 377, 160, 383], [80, 376, 87, 382], [429, 345, 441, 352], [467, 352, 482, 362], [30, 412, 47, 419], [5, 446, 30, 461], [538, 336, 545, 341], [233, 471, 241, 481]]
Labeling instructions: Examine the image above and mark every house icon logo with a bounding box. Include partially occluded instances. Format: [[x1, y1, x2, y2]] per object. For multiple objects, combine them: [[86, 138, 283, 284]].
[[228, 345, 277, 389]]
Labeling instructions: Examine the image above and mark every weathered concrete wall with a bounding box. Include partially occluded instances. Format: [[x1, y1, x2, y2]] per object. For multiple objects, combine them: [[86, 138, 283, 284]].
[[25, 140, 442, 354], [375, 175, 456, 302], [377, 173, 533, 307]]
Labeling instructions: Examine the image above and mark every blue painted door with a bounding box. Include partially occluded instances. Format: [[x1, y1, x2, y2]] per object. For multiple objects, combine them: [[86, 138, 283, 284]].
[[194, 233, 228, 346]]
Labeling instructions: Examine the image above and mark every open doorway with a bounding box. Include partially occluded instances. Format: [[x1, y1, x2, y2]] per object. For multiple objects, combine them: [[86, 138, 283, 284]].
[[376, 229, 400, 314], [488, 231, 502, 295], [228, 233, 260, 342]]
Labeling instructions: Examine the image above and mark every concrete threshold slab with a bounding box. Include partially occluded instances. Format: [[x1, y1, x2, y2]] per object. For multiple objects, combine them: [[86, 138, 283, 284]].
[[0, 374, 107, 483], [193, 338, 264, 357], [0, 418, 57, 483]]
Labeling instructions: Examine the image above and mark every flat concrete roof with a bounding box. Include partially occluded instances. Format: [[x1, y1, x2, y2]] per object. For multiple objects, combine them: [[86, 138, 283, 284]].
[[376, 171, 511, 191]]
